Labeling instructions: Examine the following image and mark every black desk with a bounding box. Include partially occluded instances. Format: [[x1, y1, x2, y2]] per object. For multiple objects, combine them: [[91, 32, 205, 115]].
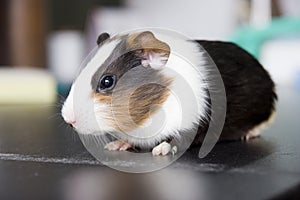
[[0, 86, 299, 200]]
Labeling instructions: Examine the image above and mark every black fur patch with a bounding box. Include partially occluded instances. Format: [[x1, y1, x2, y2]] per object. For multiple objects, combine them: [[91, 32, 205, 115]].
[[193, 40, 277, 144]]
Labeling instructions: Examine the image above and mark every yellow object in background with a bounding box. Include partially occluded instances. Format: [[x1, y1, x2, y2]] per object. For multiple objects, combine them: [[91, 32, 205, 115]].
[[0, 67, 57, 104]]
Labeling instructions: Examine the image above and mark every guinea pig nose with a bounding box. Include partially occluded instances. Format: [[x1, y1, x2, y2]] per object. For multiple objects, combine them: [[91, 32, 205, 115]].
[[67, 120, 76, 127]]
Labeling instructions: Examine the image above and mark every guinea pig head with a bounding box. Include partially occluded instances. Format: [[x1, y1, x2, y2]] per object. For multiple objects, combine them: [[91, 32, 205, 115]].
[[62, 31, 172, 135]]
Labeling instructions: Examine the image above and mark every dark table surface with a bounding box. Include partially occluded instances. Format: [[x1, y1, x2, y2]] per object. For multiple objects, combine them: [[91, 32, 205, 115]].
[[0, 86, 300, 200]]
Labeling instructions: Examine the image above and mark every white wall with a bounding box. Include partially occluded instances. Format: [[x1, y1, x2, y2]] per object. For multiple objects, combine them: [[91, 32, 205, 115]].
[[86, 0, 240, 50]]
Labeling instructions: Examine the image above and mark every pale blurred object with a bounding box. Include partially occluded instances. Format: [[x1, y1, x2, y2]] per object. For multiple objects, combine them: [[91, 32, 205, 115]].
[[0, 68, 57, 104], [278, 0, 300, 17], [86, 0, 240, 50], [47, 31, 84, 85], [250, 0, 272, 28], [261, 38, 300, 86]]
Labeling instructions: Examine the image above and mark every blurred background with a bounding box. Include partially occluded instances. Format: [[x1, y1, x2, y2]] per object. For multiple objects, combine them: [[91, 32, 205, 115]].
[[0, 0, 300, 103], [1, 2, 300, 199]]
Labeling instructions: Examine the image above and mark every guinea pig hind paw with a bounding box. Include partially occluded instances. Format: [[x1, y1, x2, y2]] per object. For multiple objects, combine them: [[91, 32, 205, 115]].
[[152, 141, 171, 156], [104, 140, 132, 151], [242, 128, 261, 141]]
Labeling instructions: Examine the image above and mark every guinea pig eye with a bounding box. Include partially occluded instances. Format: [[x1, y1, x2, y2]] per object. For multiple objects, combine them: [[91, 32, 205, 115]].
[[97, 32, 110, 45], [97, 74, 116, 92]]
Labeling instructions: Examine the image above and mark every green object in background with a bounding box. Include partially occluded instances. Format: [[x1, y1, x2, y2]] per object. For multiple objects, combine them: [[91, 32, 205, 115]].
[[230, 17, 300, 59], [57, 83, 72, 96]]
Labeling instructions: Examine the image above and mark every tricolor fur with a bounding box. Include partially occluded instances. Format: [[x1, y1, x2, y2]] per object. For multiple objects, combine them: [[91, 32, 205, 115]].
[[62, 30, 209, 148], [62, 30, 277, 150]]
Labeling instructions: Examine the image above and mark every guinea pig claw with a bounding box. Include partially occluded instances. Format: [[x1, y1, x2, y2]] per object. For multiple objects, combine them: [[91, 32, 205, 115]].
[[119, 143, 132, 151], [152, 141, 172, 156], [171, 146, 178, 156], [242, 128, 262, 141], [104, 140, 132, 151]]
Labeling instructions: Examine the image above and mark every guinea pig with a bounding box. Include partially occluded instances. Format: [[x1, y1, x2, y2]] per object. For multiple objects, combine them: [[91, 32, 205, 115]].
[[61, 30, 277, 156]]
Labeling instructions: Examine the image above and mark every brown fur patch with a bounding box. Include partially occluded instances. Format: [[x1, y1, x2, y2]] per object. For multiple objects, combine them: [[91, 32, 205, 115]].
[[93, 92, 112, 103], [126, 31, 170, 60], [128, 82, 171, 126], [92, 92, 115, 128], [95, 77, 173, 133]]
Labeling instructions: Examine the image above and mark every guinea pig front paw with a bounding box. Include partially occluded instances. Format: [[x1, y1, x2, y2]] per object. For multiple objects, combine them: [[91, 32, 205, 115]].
[[152, 141, 173, 156], [104, 140, 132, 151]]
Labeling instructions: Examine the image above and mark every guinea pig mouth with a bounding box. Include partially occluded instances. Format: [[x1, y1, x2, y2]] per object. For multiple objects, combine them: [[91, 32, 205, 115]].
[[67, 121, 76, 127]]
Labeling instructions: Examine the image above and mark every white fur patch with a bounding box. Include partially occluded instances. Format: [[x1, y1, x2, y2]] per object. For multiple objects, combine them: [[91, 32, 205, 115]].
[[61, 84, 75, 124], [160, 33, 208, 131], [62, 39, 120, 135]]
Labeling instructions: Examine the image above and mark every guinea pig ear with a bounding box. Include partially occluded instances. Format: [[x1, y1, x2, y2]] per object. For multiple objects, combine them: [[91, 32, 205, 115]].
[[127, 31, 170, 70], [97, 32, 110, 45]]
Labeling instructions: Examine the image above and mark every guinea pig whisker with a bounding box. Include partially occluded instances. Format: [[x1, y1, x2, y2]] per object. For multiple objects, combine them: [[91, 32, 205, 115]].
[[47, 113, 62, 120], [58, 121, 66, 128]]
